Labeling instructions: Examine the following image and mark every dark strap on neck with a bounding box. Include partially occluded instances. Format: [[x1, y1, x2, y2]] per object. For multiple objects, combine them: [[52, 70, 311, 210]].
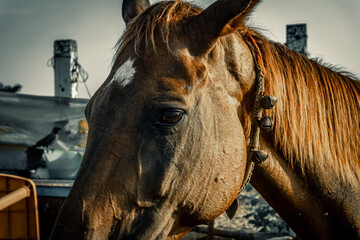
[[226, 32, 267, 219]]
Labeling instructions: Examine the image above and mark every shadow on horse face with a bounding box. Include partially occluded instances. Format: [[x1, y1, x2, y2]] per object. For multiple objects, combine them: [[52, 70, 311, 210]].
[[50, 0, 260, 239]]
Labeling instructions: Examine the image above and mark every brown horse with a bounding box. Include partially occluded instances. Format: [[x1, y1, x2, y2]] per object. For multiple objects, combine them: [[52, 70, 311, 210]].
[[50, 0, 360, 239]]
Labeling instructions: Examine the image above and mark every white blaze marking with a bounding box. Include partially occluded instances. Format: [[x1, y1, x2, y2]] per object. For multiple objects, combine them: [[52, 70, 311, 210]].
[[111, 59, 136, 87], [228, 95, 238, 106]]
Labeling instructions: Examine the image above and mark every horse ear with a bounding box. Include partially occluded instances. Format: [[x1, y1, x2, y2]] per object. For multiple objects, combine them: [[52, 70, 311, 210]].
[[185, 0, 260, 55], [122, 0, 150, 26]]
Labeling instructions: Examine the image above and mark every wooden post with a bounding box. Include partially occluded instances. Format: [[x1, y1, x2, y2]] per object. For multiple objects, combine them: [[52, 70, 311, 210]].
[[0, 185, 31, 211]]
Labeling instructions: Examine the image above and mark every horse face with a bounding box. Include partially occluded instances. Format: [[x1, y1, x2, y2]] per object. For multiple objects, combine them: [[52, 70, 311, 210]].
[[51, 0, 259, 239]]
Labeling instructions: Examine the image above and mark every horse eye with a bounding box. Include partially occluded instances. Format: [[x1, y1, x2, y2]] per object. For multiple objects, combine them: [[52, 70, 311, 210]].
[[159, 110, 184, 125]]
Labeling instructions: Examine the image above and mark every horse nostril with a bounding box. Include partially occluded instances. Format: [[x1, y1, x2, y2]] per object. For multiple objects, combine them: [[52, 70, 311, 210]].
[[108, 217, 121, 240]]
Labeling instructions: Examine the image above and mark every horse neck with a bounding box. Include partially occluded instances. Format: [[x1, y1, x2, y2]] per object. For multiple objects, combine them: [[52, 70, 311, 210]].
[[255, 36, 360, 189], [244, 34, 360, 239]]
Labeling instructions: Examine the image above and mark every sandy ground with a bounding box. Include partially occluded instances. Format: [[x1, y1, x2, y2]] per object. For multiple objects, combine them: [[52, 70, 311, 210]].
[[183, 185, 296, 240]]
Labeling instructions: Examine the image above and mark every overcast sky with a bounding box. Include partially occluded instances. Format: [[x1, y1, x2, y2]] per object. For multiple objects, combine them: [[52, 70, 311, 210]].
[[0, 0, 359, 98]]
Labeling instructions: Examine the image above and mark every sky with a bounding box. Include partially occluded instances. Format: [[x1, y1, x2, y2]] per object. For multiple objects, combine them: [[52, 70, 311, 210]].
[[0, 0, 359, 99]]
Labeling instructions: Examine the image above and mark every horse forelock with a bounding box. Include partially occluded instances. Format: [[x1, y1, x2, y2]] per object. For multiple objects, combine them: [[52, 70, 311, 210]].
[[246, 30, 360, 187], [115, 0, 201, 62]]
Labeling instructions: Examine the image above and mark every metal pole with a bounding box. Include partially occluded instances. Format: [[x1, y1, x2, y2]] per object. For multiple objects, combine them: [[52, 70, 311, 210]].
[[0, 185, 31, 211], [207, 220, 214, 240]]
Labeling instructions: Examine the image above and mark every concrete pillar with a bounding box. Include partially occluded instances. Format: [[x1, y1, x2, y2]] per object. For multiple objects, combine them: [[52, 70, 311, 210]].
[[53, 40, 78, 98]]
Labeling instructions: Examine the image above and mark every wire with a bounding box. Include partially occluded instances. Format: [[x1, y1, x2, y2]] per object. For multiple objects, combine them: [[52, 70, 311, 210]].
[[74, 59, 91, 98], [83, 80, 92, 99], [47, 57, 54, 67]]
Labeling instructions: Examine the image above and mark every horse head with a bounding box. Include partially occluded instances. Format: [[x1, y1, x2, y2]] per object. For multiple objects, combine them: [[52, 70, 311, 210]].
[[50, 0, 261, 239]]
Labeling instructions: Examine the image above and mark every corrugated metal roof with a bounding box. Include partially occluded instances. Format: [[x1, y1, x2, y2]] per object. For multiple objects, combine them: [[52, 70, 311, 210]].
[[0, 92, 88, 150]]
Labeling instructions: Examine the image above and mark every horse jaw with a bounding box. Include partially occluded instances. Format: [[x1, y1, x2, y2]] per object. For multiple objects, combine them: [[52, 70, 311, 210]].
[[50, 175, 192, 239]]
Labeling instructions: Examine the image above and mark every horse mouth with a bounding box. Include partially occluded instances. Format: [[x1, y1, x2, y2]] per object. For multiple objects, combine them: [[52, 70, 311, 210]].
[[79, 204, 179, 240]]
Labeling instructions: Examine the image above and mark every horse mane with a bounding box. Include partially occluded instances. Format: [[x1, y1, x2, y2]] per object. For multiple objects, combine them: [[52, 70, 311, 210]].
[[115, 0, 201, 59], [245, 30, 360, 186]]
